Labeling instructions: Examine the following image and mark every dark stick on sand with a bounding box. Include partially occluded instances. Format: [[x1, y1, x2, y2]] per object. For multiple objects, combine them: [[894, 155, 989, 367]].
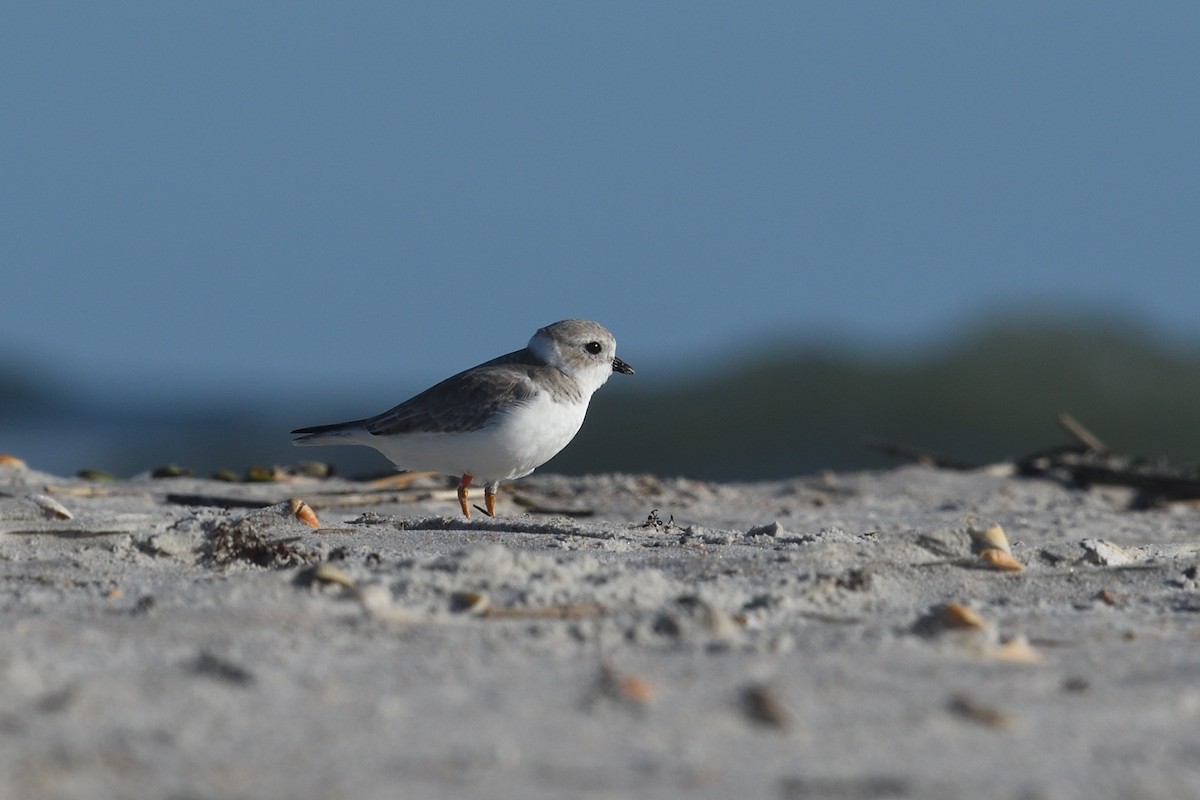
[[1055, 412, 1111, 457]]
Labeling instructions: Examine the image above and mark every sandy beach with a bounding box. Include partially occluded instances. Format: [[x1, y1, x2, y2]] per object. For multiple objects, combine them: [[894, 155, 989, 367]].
[[2, 460, 1199, 799]]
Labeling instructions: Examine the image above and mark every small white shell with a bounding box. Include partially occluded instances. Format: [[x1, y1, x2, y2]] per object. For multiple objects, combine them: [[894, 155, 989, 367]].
[[312, 563, 355, 588], [30, 494, 73, 520], [352, 584, 424, 623], [969, 523, 1011, 555], [353, 584, 394, 613]]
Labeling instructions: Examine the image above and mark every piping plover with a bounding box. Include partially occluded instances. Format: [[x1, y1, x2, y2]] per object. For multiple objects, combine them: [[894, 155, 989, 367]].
[[291, 319, 634, 517]]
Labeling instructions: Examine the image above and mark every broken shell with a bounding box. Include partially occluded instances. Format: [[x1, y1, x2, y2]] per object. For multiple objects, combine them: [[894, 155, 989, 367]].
[[948, 694, 1014, 728], [741, 684, 792, 730], [451, 591, 492, 615], [969, 523, 1011, 555], [1080, 539, 1133, 566], [352, 583, 423, 622], [312, 562, 355, 588], [991, 634, 1046, 664], [942, 602, 988, 630], [288, 498, 320, 529], [29, 493, 73, 520], [614, 675, 654, 706], [700, 599, 739, 640], [599, 664, 654, 707], [979, 548, 1023, 572], [0, 454, 27, 469]]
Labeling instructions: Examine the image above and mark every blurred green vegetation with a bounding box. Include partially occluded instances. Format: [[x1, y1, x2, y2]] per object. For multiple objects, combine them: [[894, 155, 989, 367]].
[[3, 315, 1199, 480], [556, 315, 1200, 480]]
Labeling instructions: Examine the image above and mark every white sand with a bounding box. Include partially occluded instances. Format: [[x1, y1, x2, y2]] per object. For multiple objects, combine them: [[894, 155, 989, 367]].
[[2, 463, 1199, 799]]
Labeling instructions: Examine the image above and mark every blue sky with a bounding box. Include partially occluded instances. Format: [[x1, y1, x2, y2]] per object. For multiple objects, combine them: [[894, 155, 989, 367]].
[[4, 3, 1200, 410]]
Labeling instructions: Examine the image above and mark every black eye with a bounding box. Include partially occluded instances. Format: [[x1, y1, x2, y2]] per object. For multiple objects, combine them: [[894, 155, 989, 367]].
[[585, 341, 602, 355]]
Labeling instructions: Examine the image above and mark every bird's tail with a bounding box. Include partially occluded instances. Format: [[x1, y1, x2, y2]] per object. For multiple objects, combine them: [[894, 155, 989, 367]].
[[291, 419, 371, 446]]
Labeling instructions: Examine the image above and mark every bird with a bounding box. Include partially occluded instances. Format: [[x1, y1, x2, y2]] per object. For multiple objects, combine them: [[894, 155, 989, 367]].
[[291, 319, 634, 518]]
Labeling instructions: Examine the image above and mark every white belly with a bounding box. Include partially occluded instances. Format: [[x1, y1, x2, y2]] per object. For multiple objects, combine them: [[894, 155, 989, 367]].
[[369, 392, 590, 482]]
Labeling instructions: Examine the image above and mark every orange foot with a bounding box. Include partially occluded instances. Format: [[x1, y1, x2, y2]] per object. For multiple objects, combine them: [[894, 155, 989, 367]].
[[484, 482, 497, 517], [457, 473, 474, 518]]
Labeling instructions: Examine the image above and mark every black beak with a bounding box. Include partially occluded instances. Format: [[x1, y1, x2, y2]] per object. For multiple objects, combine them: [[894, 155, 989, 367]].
[[612, 357, 635, 375]]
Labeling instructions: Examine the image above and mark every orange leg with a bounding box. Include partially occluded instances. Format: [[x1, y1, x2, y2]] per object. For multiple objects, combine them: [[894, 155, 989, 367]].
[[484, 483, 497, 517], [457, 473, 473, 518]]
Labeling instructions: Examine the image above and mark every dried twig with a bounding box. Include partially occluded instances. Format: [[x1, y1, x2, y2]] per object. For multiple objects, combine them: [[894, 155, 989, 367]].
[[1055, 413, 1111, 456]]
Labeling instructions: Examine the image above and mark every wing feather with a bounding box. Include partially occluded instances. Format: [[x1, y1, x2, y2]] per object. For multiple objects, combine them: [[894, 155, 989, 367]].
[[364, 355, 542, 436]]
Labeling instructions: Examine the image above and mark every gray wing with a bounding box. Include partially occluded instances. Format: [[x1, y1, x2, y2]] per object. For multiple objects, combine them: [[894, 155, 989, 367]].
[[364, 352, 544, 436]]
